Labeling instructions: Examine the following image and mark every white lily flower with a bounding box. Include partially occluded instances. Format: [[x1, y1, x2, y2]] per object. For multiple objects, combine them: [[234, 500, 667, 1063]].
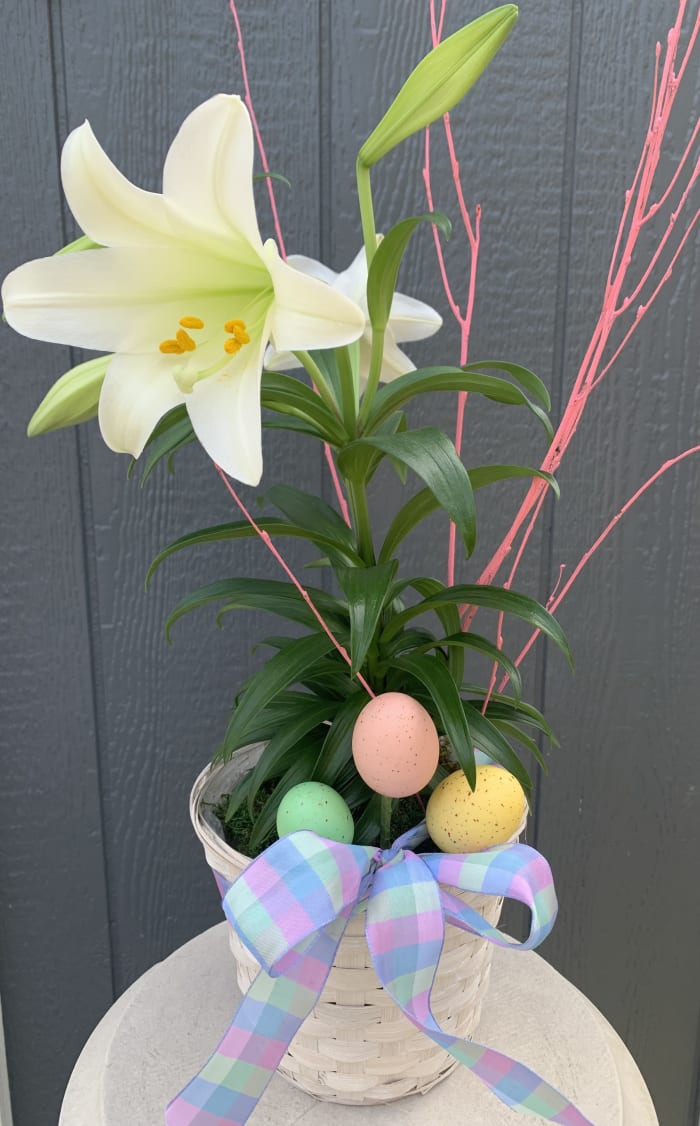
[[2, 95, 364, 485], [266, 245, 442, 385]]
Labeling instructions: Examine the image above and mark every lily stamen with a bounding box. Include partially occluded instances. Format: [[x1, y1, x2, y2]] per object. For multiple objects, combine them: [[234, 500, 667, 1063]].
[[223, 317, 250, 356], [160, 315, 203, 355], [159, 339, 185, 355]]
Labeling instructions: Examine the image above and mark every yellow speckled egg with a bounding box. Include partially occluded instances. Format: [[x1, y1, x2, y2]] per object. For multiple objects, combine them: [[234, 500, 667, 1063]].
[[426, 765, 526, 852], [352, 692, 439, 798]]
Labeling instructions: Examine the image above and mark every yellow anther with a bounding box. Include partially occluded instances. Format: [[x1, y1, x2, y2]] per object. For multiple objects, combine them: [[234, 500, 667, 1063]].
[[159, 339, 185, 355], [176, 328, 196, 352], [179, 316, 204, 329], [224, 318, 247, 334], [224, 338, 242, 355], [233, 326, 250, 344]]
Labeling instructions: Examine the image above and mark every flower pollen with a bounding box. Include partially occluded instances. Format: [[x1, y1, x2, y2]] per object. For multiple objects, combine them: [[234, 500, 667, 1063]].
[[160, 314, 204, 355], [224, 317, 250, 356]]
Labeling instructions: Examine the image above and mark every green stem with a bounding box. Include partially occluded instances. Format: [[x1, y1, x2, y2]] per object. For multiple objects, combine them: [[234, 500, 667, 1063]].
[[293, 350, 341, 420], [356, 159, 377, 269], [357, 326, 385, 431], [345, 477, 375, 565], [380, 794, 394, 849], [336, 345, 358, 434]]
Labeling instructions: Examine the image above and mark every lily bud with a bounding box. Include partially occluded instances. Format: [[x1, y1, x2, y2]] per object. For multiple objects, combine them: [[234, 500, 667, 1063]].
[[358, 5, 518, 168], [27, 355, 109, 436]]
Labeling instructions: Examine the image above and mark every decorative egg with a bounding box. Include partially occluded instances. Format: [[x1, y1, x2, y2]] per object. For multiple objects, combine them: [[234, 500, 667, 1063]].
[[426, 765, 526, 852], [351, 692, 440, 798], [276, 782, 354, 843]]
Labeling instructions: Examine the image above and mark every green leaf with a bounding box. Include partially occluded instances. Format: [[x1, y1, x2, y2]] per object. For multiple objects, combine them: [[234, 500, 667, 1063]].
[[367, 366, 553, 439], [382, 627, 439, 660], [267, 485, 358, 558], [146, 518, 360, 589], [339, 428, 476, 556], [491, 719, 548, 773], [248, 744, 321, 852], [358, 5, 518, 166], [353, 793, 383, 846], [311, 691, 370, 784], [384, 583, 572, 667], [262, 415, 322, 440], [226, 632, 336, 749], [414, 632, 522, 699], [462, 702, 532, 798], [334, 561, 398, 674], [217, 692, 327, 759], [55, 234, 101, 254], [262, 371, 347, 444], [222, 767, 256, 823], [253, 170, 292, 189], [465, 359, 551, 411], [467, 464, 559, 499], [390, 577, 464, 683], [27, 355, 108, 436], [165, 578, 348, 642], [366, 213, 451, 334], [138, 414, 196, 484], [245, 698, 336, 811], [391, 652, 476, 787], [478, 696, 559, 745], [378, 467, 557, 564]]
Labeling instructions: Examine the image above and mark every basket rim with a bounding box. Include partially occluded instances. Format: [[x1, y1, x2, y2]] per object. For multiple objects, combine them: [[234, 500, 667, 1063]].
[[190, 749, 527, 869]]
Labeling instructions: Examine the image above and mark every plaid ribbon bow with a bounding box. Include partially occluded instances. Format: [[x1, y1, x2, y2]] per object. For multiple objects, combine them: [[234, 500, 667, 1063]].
[[166, 823, 593, 1125]]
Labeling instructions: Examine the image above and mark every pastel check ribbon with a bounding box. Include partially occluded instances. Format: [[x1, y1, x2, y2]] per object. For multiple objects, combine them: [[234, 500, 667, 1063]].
[[166, 823, 594, 1125]]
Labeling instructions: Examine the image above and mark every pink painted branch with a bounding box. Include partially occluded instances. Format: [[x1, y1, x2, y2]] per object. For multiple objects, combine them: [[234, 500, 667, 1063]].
[[229, 0, 287, 259], [228, 0, 351, 527], [496, 444, 700, 694], [462, 0, 698, 620], [619, 160, 699, 312], [324, 445, 352, 525], [215, 465, 375, 698], [591, 207, 700, 390], [643, 118, 699, 224]]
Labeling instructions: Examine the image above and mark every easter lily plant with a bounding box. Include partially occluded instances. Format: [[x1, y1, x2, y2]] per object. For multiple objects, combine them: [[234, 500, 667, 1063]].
[[3, 4, 571, 851]]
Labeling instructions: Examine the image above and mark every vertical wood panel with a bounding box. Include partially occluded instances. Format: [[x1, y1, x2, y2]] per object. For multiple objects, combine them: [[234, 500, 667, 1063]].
[[55, 0, 324, 992], [0, 3, 113, 1124], [536, 3, 700, 1123]]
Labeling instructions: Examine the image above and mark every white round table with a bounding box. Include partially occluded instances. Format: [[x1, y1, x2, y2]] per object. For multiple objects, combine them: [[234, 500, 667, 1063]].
[[59, 922, 658, 1126]]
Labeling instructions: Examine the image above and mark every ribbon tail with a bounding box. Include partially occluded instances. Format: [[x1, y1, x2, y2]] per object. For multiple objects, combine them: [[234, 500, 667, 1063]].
[[165, 912, 349, 1126], [405, 1017, 595, 1125]]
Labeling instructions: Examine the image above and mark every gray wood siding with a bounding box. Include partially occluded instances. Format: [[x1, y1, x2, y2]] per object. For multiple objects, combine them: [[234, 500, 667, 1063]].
[[0, 2, 697, 1124]]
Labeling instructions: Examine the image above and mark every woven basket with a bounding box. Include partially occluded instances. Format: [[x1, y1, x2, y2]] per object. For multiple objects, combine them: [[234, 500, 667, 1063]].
[[190, 745, 524, 1105]]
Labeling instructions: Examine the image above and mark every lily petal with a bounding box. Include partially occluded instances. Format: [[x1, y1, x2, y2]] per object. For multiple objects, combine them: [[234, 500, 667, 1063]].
[[2, 245, 260, 353], [284, 254, 338, 286], [389, 291, 443, 342], [265, 241, 364, 352], [379, 334, 416, 382], [162, 95, 262, 258], [333, 245, 372, 306], [61, 121, 175, 248], [186, 320, 270, 485], [98, 353, 185, 457]]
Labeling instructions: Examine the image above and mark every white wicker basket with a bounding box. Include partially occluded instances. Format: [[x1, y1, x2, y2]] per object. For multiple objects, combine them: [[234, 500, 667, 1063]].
[[190, 745, 524, 1105]]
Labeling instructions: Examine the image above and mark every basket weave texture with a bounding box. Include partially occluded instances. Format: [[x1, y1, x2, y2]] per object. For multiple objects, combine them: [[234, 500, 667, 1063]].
[[191, 746, 523, 1105]]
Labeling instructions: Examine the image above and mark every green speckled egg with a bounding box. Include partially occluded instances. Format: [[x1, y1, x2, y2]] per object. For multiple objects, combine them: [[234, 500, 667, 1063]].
[[426, 765, 526, 852], [276, 782, 354, 844]]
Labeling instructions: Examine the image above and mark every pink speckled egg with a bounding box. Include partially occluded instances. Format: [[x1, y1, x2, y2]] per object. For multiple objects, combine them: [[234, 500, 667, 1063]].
[[351, 692, 440, 798]]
